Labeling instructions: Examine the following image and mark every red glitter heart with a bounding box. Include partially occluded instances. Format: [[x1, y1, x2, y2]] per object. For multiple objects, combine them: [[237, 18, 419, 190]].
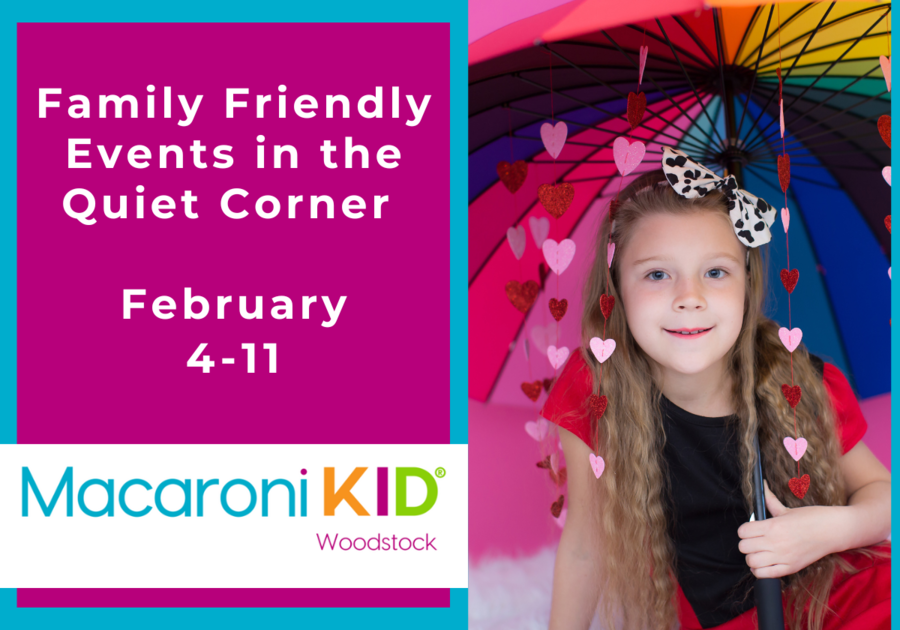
[[497, 160, 528, 194], [542, 377, 556, 392], [599, 294, 615, 319], [549, 298, 568, 322], [780, 269, 799, 294], [627, 91, 647, 131], [609, 198, 621, 222], [521, 380, 542, 402], [886, 215, 892, 234], [505, 280, 540, 314], [789, 474, 810, 499], [777, 154, 791, 193], [550, 494, 565, 518], [589, 394, 609, 419], [781, 384, 802, 409], [878, 115, 890, 148], [537, 183, 575, 219], [538, 263, 551, 290], [536, 456, 551, 469], [550, 467, 568, 486]]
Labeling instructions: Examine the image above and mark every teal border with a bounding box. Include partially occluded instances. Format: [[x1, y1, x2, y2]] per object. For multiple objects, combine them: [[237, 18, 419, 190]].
[[0, 0, 468, 626]]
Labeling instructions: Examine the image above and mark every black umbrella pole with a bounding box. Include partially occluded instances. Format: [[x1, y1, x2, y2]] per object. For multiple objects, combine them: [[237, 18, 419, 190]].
[[753, 435, 785, 630]]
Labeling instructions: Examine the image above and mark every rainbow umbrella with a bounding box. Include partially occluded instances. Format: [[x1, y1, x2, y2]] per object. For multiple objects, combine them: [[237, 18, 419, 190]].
[[469, 0, 891, 408]]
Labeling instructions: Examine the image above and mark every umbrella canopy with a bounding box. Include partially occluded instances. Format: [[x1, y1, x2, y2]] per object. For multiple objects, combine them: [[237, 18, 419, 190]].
[[469, 1, 891, 405]]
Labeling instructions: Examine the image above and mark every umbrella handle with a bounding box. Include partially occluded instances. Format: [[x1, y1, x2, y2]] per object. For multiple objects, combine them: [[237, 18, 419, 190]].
[[753, 434, 785, 630]]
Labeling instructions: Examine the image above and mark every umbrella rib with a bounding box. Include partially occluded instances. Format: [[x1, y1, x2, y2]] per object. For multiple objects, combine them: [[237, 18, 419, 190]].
[[601, 28, 721, 148], [655, 18, 727, 147], [755, 32, 891, 73], [713, 8, 730, 138], [749, 6, 891, 70], [745, 83, 888, 155], [513, 66, 710, 153], [673, 15, 719, 66], [745, 6, 890, 152], [736, 5, 775, 140], [739, 2, 836, 152], [744, 164, 843, 189], [745, 78, 886, 155], [553, 40, 709, 75], [732, 6, 763, 65]]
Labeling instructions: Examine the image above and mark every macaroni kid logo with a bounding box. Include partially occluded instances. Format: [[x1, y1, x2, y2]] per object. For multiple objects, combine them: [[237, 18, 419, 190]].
[[20, 466, 441, 518]]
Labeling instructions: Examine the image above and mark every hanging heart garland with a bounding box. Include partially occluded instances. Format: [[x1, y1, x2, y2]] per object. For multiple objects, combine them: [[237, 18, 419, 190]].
[[780, 99, 785, 139], [555, 507, 567, 528], [549, 297, 568, 322], [497, 160, 528, 194], [878, 115, 890, 148], [525, 418, 549, 441], [542, 238, 576, 275], [506, 225, 526, 260], [547, 345, 570, 370], [529, 216, 550, 248], [883, 166, 891, 187], [783, 437, 808, 461], [627, 92, 646, 131], [880, 55, 891, 92], [505, 280, 540, 313], [777, 154, 791, 193], [549, 467, 567, 486], [537, 183, 575, 218], [541, 121, 568, 160], [589, 453, 605, 479], [536, 456, 551, 469], [538, 263, 551, 289], [782, 208, 790, 233], [780, 269, 799, 294], [613, 136, 645, 177], [550, 494, 565, 518], [590, 337, 616, 363], [781, 384, 802, 409], [530, 325, 552, 356], [608, 243, 616, 267], [789, 474, 811, 500], [886, 215, 891, 233], [589, 394, 609, 419], [599, 294, 615, 319], [638, 45, 649, 86], [542, 377, 555, 392], [778, 327, 803, 352], [521, 381, 542, 402]]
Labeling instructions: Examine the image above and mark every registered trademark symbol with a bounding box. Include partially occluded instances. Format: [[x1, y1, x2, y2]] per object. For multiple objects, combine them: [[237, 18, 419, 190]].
[[435, 467, 446, 478]]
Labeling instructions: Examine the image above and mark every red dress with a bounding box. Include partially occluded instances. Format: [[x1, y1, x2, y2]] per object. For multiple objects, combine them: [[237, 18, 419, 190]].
[[540, 350, 890, 630]]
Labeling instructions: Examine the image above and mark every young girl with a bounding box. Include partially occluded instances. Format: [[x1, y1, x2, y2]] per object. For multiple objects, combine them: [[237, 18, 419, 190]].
[[540, 151, 891, 630]]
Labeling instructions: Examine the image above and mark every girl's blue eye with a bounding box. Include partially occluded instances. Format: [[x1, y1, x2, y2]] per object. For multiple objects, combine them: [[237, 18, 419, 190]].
[[648, 270, 668, 281]]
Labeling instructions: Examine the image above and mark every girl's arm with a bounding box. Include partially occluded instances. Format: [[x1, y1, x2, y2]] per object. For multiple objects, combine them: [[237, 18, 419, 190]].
[[737, 440, 891, 579], [549, 426, 603, 630]]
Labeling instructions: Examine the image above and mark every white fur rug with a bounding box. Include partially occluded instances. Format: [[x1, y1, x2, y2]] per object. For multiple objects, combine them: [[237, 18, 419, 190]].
[[468, 545, 607, 630]]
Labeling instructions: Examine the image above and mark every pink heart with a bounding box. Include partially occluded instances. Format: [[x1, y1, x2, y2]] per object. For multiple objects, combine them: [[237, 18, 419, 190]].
[[880, 55, 891, 92], [554, 507, 567, 528], [883, 166, 891, 187], [783, 437, 808, 462], [589, 453, 605, 479], [542, 238, 576, 275], [589, 337, 616, 363], [639, 45, 649, 86], [547, 345, 569, 370], [781, 208, 790, 233], [607, 242, 616, 267], [778, 327, 803, 353], [613, 136, 645, 177], [530, 325, 552, 356], [779, 98, 784, 139], [541, 121, 568, 160], [529, 216, 550, 249], [525, 418, 549, 442], [889, 267, 891, 280], [506, 225, 526, 260], [549, 452, 559, 474]]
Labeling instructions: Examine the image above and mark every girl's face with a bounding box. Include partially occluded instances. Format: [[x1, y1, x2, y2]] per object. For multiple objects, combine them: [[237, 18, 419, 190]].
[[618, 211, 747, 380]]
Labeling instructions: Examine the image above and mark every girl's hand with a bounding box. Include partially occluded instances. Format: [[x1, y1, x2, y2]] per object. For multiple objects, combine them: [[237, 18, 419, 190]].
[[736, 480, 846, 579]]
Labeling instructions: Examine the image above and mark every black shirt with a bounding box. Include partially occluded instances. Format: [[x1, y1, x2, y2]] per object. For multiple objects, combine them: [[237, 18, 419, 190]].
[[661, 355, 824, 627]]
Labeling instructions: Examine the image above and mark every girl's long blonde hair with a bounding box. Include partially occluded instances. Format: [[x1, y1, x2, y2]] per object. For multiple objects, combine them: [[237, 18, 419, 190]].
[[555, 168, 885, 630]]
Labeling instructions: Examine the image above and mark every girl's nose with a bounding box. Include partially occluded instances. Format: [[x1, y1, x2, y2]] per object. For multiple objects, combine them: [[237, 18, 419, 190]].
[[674, 277, 706, 310]]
